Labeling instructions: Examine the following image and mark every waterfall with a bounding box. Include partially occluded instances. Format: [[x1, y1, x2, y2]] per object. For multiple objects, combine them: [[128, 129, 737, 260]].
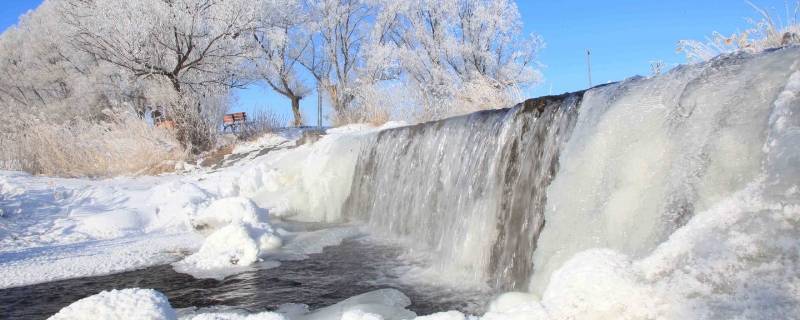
[[529, 48, 799, 293], [337, 47, 800, 293], [342, 93, 582, 290]]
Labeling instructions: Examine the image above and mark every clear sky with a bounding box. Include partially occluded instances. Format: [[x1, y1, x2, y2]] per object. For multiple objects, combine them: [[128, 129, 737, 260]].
[[0, 0, 794, 124]]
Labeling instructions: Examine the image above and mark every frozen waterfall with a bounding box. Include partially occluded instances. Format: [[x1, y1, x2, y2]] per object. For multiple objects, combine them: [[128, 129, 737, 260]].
[[332, 47, 800, 293]]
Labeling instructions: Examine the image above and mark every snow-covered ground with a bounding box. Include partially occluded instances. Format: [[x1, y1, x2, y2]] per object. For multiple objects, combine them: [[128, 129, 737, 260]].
[[0, 123, 404, 289]]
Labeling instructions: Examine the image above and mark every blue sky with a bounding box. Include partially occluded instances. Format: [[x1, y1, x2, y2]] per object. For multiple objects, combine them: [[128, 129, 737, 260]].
[[1, 0, 793, 124]]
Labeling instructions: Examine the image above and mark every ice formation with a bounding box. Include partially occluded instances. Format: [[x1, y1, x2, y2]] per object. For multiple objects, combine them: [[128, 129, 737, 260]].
[[48, 288, 176, 320]]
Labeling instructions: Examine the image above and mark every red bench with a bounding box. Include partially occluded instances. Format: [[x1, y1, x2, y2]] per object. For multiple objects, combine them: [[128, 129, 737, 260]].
[[223, 112, 247, 132]]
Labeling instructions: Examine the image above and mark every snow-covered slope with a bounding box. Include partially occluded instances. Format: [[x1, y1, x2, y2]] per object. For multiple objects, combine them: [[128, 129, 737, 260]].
[[0, 123, 404, 288]]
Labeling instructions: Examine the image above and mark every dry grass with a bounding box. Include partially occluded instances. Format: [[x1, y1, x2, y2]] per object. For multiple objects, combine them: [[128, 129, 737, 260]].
[[0, 111, 186, 177], [239, 109, 288, 141], [409, 76, 522, 123], [679, 1, 800, 62], [328, 84, 395, 126], [197, 144, 235, 168], [331, 104, 391, 127]]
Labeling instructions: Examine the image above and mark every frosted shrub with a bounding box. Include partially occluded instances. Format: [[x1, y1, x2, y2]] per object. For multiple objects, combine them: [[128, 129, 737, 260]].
[[409, 75, 524, 122], [679, 1, 800, 62], [240, 109, 288, 140], [331, 84, 394, 126], [0, 111, 185, 177]]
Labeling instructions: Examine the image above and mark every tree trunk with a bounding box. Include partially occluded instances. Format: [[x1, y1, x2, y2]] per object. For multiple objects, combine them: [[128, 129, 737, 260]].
[[167, 74, 182, 93], [291, 96, 303, 127]]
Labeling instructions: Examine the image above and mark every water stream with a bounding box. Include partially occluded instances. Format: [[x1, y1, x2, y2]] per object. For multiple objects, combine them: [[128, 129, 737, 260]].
[[0, 237, 486, 320]]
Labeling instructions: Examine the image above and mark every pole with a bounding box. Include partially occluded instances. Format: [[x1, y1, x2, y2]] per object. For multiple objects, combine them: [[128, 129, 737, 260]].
[[317, 83, 322, 129], [586, 49, 593, 88]]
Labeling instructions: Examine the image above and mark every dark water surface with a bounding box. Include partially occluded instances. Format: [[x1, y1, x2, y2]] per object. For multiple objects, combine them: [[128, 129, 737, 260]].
[[0, 238, 485, 320]]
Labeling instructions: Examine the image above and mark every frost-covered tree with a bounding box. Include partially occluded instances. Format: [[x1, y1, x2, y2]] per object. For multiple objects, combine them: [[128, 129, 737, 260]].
[[59, 0, 265, 150], [296, 0, 376, 120], [252, 0, 311, 127], [379, 0, 543, 119], [61, 0, 262, 94], [0, 0, 189, 174], [0, 0, 88, 117]]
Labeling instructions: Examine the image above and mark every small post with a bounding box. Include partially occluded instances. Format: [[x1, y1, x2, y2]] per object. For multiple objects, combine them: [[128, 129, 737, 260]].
[[317, 83, 322, 129], [586, 49, 593, 88]]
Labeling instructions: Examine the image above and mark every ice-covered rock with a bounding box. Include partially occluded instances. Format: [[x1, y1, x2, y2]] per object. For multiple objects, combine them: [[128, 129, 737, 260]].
[[298, 289, 416, 320], [48, 288, 175, 320], [174, 221, 281, 278], [185, 311, 287, 320], [413, 311, 466, 320]]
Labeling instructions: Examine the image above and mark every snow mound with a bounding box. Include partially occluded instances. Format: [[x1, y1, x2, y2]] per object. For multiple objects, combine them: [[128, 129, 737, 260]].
[[191, 197, 269, 231], [296, 289, 415, 320], [73, 208, 145, 239], [174, 197, 281, 278], [174, 221, 281, 279], [48, 288, 175, 320], [185, 311, 287, 320], [232, 133, 293, 155], [148, 181, 215, 232]]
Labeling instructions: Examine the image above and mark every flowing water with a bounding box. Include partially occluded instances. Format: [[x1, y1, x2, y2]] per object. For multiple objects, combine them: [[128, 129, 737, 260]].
[[0, 237, 486, 320], [343, 94, 582, 291], [341, 47, 800, 294]]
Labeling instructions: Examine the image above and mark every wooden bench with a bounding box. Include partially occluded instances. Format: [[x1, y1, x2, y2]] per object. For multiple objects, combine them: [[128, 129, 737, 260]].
[[223, 112, 247, 132]]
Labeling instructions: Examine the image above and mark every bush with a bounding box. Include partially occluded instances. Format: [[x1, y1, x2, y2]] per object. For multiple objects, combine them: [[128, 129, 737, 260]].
[[0, 111, 185, 177], [238, 109, 288, 141], [678, 1, 800, 62]]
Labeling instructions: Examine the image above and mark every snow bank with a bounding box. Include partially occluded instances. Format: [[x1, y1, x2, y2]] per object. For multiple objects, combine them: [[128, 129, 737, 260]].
[[72, 208, 145, 239], [48, 288, 176, 320], [190, 197, 269, 231], [174, 197, 282, 278], [232, 133, 294, 155], [0, 122, 399, 287], [0, 233, 201, 288]]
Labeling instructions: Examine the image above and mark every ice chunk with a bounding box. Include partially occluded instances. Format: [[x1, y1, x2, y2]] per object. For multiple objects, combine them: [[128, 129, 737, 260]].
[[299, 289, 416, 320], [173, 222, 281, 279], [48, 288, 175, 320]]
